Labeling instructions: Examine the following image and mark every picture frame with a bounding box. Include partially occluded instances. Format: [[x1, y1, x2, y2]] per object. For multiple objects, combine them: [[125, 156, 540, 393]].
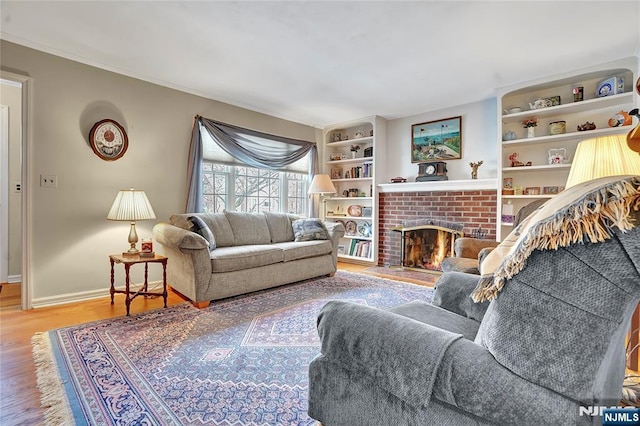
[[337, 244, 346, 255], [525, 186, 541, 195], [411, 116, 462, 163], [543, 186, 561, 195], [331, 167, 343, 179]]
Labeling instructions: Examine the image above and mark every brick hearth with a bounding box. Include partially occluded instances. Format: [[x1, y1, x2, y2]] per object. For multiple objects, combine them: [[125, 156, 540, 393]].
[[378, 190, 497, 267]]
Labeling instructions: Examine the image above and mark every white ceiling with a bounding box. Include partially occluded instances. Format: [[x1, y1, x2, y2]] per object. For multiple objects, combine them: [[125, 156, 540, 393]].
[[1, 1, 639, 128]]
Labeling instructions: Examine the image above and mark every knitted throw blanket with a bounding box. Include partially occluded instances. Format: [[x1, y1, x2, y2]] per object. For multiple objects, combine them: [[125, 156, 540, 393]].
[[472, 175, 640, 303]]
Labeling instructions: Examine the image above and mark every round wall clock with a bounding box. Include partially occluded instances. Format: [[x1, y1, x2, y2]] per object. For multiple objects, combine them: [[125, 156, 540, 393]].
[[89, 119, 128, 161]]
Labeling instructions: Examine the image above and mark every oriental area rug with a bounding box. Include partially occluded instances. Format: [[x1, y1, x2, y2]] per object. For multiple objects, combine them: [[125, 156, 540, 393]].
[[32, 271, 434, 425]]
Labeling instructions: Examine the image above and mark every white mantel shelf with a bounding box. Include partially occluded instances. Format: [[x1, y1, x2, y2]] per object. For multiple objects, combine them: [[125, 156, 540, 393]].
[[378, 178, 497, 193]]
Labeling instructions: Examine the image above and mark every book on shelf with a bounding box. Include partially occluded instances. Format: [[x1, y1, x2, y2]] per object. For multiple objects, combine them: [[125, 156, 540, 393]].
[[347, 239, 371, 258]]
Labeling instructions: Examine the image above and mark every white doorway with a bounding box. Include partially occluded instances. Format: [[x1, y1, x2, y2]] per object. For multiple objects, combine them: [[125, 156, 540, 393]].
[[1, 104, 9, 284], [1, 73, 32, 309]]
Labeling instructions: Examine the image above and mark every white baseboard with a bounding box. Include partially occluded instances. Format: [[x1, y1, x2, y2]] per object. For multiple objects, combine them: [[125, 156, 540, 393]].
[[8, 274, 21, 283], [31, 280, 165, 308]]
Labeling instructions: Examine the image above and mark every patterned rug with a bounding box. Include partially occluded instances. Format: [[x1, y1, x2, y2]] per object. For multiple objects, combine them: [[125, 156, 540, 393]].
[[32, 271, 434, 425]]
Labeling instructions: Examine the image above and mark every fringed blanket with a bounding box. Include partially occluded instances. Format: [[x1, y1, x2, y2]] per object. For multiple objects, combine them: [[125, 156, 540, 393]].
[[473, 175, 640, 302]]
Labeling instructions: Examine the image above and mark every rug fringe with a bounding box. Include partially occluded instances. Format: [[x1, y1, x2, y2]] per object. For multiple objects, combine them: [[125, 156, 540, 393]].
[[31, 332, 75, 426]]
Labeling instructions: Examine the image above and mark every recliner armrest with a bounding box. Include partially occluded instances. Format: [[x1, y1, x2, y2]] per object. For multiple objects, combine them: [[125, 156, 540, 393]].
[[433, 272, 489, 321], [317, 301, 461, 408], [433, 337, 582, 425]]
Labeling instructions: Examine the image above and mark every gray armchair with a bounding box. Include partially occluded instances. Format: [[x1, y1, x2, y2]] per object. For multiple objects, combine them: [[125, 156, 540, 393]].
[[309, 177, 640, 425], [442, 198, 546, 274]]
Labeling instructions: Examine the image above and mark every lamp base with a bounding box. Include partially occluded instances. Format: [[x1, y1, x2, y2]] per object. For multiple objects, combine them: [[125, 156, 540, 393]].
[[122, 246, 140, 258]]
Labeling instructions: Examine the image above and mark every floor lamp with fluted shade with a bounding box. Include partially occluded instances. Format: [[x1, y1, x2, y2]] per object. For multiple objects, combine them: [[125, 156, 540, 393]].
[[565, 134, 640, 188], [107, 188, 156, 256], [308, 174, 336, 220]]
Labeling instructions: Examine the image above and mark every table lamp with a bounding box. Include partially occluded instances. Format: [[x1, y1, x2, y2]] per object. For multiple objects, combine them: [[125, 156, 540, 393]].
[[565, 134, 640, 188], [308, 174, 336, 220], [107, 188, 156, 256]]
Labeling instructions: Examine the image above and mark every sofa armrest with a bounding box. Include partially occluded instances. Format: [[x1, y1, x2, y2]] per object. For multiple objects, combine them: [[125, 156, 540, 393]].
[[323, 221, 345, 244], [454, 237, 499, 259], [153, 223, 213, 303], [432, 272, 489, 321], [317, 301, 462, 408], [153, 222, 209, 251]]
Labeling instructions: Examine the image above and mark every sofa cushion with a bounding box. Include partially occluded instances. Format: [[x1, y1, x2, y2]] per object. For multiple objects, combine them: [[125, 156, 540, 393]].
[[210, 245, 283, 273], [263, 211, 298, 243], [275, 240, 333, 262], [224, 211, 272, 245], [188, 216, 216, 251], [170, 213, 235, 247], [292, 218, 328, 242]]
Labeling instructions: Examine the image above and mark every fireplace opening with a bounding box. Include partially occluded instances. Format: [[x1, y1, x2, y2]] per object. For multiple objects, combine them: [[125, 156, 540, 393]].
[[392, 220, 463, 274]]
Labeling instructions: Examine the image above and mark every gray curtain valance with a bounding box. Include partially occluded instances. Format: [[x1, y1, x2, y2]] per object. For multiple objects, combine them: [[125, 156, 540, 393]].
[[186, 116, 318, 213]]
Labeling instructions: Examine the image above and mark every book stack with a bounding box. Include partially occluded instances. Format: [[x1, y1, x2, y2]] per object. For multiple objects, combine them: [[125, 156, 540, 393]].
[[349, 239, 371, 258]]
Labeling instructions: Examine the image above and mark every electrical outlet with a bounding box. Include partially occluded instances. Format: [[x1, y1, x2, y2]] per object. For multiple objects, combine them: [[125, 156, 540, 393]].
[[13, 182, 21, 193], [40, 174, 58, 188]]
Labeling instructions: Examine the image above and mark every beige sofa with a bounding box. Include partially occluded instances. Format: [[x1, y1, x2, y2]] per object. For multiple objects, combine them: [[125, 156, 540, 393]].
[[153, 211, 345, 308]]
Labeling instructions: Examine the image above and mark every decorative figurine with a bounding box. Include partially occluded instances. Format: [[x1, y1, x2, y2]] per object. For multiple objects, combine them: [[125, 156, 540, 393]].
[[577, 122, 597, 131], [469, 160, 483, 179]]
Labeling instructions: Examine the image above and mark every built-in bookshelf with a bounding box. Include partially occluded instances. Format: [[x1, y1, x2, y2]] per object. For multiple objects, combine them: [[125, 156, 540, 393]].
[[496, 58, 637, 240], [322, 116, 386, 264]]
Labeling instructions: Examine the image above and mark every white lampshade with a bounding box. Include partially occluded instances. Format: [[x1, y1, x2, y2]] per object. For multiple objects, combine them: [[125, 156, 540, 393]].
[[566, 134, 640, 188], [107, 188, 156, 221], [107, 188, 156, 256], [308, 174, 336, 195]]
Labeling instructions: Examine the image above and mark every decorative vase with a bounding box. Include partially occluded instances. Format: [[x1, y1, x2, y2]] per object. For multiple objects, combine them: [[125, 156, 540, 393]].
[[351, 152, 356, 158], [527, 127, 536, 138]]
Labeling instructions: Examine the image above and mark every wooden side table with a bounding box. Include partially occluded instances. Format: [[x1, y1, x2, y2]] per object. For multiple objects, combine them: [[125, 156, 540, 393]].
[[109, 254, 168, 316]]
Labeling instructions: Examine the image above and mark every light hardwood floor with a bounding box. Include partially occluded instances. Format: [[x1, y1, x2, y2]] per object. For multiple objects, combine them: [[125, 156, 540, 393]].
[[2, 262, 432, 425]]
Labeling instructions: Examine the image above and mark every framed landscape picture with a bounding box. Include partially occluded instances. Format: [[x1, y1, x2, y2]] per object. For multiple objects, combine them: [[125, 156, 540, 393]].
[[411, 116, 462, 163]]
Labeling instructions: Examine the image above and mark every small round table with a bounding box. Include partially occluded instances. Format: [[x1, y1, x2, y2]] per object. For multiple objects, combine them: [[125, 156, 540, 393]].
[[109, 254, 168, 316]]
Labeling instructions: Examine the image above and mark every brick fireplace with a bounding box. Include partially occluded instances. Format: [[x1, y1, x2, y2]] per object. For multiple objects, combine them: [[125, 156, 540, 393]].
[[377, 183, 497, 268]]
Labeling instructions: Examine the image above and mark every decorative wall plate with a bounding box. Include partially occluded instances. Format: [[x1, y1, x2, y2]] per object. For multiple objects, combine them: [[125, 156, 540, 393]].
[[89, 119, 128, 161], [357, 222, 372, 238], [347, 205, 362, 217], [345, 220, 357, 236]]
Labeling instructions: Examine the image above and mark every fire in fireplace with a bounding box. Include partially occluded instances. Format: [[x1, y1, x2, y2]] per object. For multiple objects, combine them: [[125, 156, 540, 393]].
[[392, 220, 463, 273]]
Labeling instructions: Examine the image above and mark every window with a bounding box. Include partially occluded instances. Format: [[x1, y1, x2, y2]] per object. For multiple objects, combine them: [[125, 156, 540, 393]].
[[202, 161, 308, 214]]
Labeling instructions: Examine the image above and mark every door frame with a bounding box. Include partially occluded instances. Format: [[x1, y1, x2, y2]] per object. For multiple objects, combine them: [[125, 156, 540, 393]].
[[1, 71, 33, 309], [0, 104, 8, 284]]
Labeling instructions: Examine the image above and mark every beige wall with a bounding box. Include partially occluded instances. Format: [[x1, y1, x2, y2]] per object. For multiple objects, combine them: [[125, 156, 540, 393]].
[[0, 41, 319, 305], [385, 98, 498, 183], [0, 82, 22, 278]]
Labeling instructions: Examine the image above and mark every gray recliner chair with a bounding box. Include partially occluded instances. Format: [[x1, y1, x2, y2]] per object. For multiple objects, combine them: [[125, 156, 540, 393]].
[[308, 176, 640, 425]]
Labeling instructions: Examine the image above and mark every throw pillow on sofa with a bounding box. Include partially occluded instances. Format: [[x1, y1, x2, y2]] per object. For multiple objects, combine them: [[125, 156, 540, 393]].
[[188, 216, 216, 251], [292, 218, 329, 242]]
